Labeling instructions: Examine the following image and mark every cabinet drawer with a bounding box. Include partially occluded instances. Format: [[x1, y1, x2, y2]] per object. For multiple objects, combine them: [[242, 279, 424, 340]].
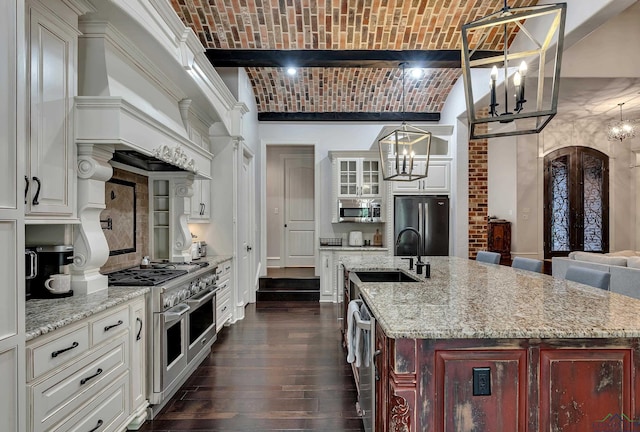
[[216, 260, 232, 279], [29, 325, 90, 381], [54, 373, 128, 432], [216, 277, 230, 292], [216, 289, 232, 331], [217, 291, 231, 315], [90, 306, 129, 346], [31, 336, 128, 432]]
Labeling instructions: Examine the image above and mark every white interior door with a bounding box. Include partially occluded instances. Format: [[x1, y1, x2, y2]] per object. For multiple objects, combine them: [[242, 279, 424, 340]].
[[239, 149, 254, 304], [284, 155, 315, 267]]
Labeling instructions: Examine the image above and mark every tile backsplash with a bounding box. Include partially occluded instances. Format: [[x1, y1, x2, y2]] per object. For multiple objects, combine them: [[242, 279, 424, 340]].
[[101, 168, 149, 273]]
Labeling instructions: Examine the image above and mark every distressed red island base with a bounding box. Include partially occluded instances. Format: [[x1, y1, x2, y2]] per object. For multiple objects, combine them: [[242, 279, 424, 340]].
[[341, 256, 640, 432]]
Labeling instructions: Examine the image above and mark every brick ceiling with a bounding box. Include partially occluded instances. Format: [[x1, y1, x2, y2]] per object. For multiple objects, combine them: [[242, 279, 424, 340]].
[[170, 0, 539, 118]]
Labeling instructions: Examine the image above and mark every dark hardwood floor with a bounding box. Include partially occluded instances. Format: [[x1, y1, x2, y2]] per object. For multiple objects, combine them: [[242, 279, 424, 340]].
[[139, 301, 364, 432]]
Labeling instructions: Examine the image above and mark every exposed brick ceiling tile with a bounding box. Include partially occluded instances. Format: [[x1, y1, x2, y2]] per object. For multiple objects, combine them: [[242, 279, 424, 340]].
[[170, 0, 539, 115]]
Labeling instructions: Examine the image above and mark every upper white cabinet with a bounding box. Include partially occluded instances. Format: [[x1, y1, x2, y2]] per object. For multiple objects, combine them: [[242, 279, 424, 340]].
[[0, 2, 25, 431], [391, 159, 451, 194], [331, 152, 382, 198], [188, 126, 211, 223], [25, 0, 79, 221]]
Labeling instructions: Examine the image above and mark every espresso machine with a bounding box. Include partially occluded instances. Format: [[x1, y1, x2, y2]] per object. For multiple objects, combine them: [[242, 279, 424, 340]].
[[25, 245, 74, 299]]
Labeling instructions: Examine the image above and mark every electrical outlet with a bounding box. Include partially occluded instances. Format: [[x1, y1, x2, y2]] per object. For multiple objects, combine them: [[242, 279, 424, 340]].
[[473, 367, 491, 396]]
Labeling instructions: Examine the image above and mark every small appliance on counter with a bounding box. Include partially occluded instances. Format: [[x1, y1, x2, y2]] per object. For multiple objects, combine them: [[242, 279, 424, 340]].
[[191, 241, 201, 260], [348, 231, 364, 247], [198, 241, 207, 257], [25, 245, 74, 299]]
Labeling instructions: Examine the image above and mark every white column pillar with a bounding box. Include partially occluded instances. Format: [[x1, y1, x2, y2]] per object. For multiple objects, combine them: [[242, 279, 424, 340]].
[[72, 143, 113, 295], [634, 151, 640, 251]]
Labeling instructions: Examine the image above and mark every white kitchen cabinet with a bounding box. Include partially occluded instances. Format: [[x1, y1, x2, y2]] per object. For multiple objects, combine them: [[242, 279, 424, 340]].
[[188, 126, 211, 223], [26, 298, 147, 432], [334, 157, 381, 198], [0, 2, 25, 430], [128, 298, 148, 429], [190, 179, 211, 222], [25, 0, 79, 221], [319, 249, 388, 303], [320, 250, 335, 301], [391, 159, 451, 194], [216, 259, 233, 332]]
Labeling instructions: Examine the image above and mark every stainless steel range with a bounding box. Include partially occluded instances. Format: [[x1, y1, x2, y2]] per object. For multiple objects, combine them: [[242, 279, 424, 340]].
[[107, 261, 218, 415]]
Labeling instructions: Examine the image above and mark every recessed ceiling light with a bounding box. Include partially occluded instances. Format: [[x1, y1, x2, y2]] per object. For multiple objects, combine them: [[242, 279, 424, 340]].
[[409, 68, 423, 79], [286, 67, 297, 76]]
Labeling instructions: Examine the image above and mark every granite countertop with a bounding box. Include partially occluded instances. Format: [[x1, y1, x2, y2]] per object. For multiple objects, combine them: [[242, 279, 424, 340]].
[[25, 255, 233, 341], [320, 246, 388, 251], [341, 255, 640, 340], [25, 287, 149, 341]]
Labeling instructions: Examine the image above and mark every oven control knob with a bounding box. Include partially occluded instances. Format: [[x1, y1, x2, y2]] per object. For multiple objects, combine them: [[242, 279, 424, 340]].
[[163, 297, 171, 309], [199, 280, 207, 290], [181, 289, 189, 301]]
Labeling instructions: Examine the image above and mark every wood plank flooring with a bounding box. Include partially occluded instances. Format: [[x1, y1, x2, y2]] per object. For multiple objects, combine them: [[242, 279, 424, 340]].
[[139, 301, 364, 432]]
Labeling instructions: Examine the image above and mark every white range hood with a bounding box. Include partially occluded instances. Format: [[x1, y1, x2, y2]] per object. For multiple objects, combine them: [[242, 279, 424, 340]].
[[70, 4, 237, 295]]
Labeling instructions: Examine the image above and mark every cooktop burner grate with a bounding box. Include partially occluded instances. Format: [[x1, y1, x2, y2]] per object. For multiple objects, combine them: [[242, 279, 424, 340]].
[[107, 268, 188, 286]]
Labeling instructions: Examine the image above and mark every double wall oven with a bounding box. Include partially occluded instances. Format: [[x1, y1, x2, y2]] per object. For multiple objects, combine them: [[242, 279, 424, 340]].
[[108, 262, 218, 413]]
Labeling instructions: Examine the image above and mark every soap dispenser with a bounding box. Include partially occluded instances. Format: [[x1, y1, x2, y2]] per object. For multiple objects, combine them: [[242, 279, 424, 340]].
[[141, 256, 150, 269]]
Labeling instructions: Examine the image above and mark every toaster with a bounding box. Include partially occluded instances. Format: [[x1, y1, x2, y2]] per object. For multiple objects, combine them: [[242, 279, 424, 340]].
[[348, 231, 364, 247]]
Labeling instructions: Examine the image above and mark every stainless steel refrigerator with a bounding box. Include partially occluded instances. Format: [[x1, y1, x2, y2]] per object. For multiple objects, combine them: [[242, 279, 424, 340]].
[[394, 195, 449, 256]]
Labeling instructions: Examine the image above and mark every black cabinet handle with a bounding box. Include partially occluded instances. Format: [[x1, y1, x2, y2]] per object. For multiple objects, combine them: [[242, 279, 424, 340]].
[[104, 320, 123, 332], [136, 317, 143, 341], [80, 368, 103, 385], [24, 176, 29, 204], [88, 419, 103, 432], [202, 203, 205, 215], [51, 341, 79, 358], [31, 176, 41, 206]]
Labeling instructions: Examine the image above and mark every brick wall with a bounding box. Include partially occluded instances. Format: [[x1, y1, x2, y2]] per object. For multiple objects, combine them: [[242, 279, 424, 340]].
[[468, 121, 489, 259]]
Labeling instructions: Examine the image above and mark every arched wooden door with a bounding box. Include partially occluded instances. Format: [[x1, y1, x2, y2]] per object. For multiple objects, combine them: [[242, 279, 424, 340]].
[[543, 147, 609, 258]]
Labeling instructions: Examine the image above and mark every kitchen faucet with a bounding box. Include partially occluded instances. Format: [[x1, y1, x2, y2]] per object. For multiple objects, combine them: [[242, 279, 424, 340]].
[[396, 227, 422, 260], [396, 227, 430, 277]]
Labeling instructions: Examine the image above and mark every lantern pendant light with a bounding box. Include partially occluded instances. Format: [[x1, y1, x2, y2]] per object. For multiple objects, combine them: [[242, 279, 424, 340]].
[[378, 63, 432, 182], [461, 1, 567, 139]]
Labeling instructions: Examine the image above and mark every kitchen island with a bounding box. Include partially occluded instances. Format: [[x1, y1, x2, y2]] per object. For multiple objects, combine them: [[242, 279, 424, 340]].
[[342, 255, 640, 432]]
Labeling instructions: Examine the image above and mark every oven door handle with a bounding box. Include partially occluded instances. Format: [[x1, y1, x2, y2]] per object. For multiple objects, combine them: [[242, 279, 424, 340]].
[[186, 288, 215, 307], [161, 303, 190, 324]]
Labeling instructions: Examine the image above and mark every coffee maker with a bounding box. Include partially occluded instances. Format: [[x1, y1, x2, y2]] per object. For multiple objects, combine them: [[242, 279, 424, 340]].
[[25, 245, 74, 299]]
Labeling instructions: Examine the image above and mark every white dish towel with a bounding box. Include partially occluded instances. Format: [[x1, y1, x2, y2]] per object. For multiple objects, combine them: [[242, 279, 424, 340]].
[[346, 300, 361, 364]]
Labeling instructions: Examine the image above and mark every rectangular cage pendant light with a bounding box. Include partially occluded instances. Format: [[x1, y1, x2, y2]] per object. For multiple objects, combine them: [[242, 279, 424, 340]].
[[461, 2, 567, 140], [378, 123, 432, 181]]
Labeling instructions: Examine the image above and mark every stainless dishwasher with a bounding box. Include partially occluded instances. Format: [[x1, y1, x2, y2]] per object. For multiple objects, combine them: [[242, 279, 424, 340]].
[[355, 299, 377, 432]]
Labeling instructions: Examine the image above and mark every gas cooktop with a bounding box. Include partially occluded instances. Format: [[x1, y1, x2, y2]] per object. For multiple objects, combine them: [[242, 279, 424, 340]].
[[107, 268, 188, 286]]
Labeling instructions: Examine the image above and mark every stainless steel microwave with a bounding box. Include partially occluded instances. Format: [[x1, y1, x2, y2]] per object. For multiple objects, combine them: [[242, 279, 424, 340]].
[[338, 199, 382, 223]]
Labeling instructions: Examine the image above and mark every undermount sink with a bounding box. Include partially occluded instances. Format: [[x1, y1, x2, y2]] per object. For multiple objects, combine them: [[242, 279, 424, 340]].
[[354, 270, 421, 283]]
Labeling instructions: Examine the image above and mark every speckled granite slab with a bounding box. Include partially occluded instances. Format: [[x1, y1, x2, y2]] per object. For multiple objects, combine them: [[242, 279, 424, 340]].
[[319, 246, 389, 252], [25, 255, 233, 341], [26, 287, 149, 341], [341, 255, 640, 340]]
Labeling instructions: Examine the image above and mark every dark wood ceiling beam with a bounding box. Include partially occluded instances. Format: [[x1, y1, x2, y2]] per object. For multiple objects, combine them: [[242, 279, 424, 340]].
[[206, 49, 498, 69], [257, 112, 440, 122]]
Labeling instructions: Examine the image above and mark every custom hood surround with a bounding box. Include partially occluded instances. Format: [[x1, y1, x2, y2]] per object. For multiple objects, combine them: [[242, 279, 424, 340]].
[[71, 1, 246, 295]]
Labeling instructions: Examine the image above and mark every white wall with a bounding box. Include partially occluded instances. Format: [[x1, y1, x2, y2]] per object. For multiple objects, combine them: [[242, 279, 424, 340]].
[[259, 123, 386, 244], [488, 137, 518, 221]]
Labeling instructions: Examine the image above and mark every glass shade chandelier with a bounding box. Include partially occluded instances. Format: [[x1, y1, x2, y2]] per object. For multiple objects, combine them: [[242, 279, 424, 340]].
[[378, 64, 432, 182], [607, 103, 637, 142], [461, 1, 567, 139]]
